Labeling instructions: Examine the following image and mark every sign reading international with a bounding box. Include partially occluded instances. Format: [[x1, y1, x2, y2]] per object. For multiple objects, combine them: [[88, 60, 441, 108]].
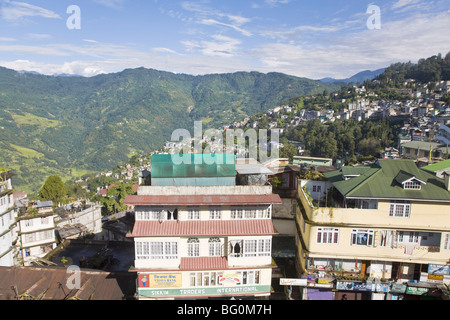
[[139, 285, 271, 298]]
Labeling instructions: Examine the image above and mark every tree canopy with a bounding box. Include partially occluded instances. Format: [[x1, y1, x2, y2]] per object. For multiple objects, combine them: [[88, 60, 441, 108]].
[[39, 175, 67, 204]]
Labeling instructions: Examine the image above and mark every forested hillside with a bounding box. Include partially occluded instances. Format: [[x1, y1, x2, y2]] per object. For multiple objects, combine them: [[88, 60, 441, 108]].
[[0, 66, 341, 193]]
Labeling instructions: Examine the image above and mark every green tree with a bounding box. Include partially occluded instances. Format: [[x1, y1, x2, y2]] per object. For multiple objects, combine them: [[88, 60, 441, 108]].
[[39, 175, 67, 204]]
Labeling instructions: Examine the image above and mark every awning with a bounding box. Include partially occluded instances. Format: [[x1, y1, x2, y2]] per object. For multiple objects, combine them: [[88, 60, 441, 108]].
[[124, 194, 282, 206]]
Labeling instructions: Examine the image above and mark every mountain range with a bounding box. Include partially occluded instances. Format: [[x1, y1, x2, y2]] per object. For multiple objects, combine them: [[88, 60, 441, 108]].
[[320, 68, 386, 84], [0, 66, 347, 193]]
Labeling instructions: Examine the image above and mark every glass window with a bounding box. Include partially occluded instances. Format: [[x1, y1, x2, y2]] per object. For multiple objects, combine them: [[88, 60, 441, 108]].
[[209, 207, 221, 220], [351, 229, 374, 246], [389, 201, 411, 218], [316, 228, 339, 244], [188, 238, 200, 257], [188, 207, 200, 220], [209, 237, 222, 256]]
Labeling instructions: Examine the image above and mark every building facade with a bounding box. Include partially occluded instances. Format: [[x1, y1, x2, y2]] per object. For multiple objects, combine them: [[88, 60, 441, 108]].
[[0, 170, 18, 267], [295, 159, 450, 300], [17, 208, 58, 266], [125, 154, 281, 300]]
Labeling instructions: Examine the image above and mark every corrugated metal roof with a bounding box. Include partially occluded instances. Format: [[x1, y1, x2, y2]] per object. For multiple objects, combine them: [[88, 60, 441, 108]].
[[0, 266, 136, 300], [324, 159, 450, 201], [151, 154, 236, 178], [125, 194, 282, 206], [128, 220, 276, 237], [179, 257, 228, 270]]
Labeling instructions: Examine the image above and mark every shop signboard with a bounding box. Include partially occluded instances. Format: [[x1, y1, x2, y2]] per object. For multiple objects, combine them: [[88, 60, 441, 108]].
[[336, 281, 378, 292], [428, 264, 450, 276], [138, 285, 271, 298], [139, 274, 181, 288], [391, 284, 406, 293], [280, 278, 307, 286], [301, 275, 316, 283], [375, 283, 390, 293], [406, 286, 429, 295], [428, 274, 444, 281]]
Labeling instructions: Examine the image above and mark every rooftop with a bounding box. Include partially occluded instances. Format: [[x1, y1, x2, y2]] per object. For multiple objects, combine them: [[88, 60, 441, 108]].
[[128, 220, 277, 238], [151, 154, 236, 179], [324, 159, 450, 202], [0, 266, 136, 300], [125, 193, 281, 207]]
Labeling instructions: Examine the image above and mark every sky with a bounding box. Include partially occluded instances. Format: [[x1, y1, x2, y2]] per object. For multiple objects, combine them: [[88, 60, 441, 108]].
[[0, 0, 449, 79]]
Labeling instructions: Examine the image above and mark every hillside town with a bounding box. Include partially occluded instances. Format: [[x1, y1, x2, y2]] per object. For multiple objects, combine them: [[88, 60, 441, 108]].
[[1, 75, 450, 301]]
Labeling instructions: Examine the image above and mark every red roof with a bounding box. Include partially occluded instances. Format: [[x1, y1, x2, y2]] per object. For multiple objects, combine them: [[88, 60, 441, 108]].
[[128, 219, 276, 237], [180, 257, 228, 270], [124, 194, 282, 206], [0, 266, 136, 300]]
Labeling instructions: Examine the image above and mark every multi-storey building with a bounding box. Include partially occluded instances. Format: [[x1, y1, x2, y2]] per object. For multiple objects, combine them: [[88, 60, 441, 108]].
[[0, 170, 18, 267], [17, 205, 58, 266], [125, 154, 281, 300], [295, 159, 450, 300]]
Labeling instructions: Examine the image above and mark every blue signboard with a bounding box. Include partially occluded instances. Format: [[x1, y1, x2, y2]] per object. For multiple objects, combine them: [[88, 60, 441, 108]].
[[428, 264, 450, 275]]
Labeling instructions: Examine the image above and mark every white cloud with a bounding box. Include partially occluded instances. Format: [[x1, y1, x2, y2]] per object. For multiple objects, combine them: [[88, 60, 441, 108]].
[[392, 0, 421, 10], [180, 1, 252, 36], [182, 34, 242, 57], [1, 0, 61, 21], [251, 9, 450, 79], [26, 33, 52, 40], [93, 0, 125, 10], [265, 0, 291, 7], [0, 37, 16, 42], [200, 19, 252, 37]]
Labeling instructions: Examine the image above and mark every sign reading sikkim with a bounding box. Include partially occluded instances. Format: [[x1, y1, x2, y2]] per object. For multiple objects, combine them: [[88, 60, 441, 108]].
[[139, 285, 271, 298]]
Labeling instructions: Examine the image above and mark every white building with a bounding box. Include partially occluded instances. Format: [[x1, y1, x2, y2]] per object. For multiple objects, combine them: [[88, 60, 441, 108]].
[[17, 209, 58, 266], [0, 170, 18, 267], [125, 154, 282, 300]]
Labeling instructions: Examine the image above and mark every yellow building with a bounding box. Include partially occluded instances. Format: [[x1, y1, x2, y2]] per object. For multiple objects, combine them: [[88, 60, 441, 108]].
[[295, 159, 450, 300]]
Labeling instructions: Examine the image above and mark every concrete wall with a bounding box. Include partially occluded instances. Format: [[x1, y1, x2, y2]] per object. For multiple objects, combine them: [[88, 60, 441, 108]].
[[138, 185, 274, 196]]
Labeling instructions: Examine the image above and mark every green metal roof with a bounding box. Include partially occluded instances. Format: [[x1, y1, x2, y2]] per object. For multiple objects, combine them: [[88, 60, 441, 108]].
[[421, 159, 450, 173], [401, 141, 447, 152], [324, 159, 450, 202], [151, 154, 236, 178]]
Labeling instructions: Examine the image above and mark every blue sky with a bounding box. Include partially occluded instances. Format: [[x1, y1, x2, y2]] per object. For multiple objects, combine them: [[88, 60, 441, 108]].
[[0, 0, 449, 79]]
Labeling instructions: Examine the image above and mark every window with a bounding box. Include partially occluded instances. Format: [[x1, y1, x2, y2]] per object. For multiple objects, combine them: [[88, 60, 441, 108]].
[[187, 238, 200, 257], [136, 207, 164, 221], [312, 185, 321, 193], [229, 240, 243, 257], [231, 207, 243, 219], [316, 228, 339, 244], [378, 230, 394, 247], [209, 238, 222, 256], [188, 207, 200, 220], [24, 219, 33, 227], [351, 229, 374, 246], [136, 241, 178, 260], [239, 271, 260, 285], [209, 207, 221, 220], [444, 234, 450, 251], [396, 231, 420, 244], [243, 239, 271, 257], [403, 181, 421, 190], [190, 272, 220, 287], [389, 200, 411, 218], [231, 206, 271, 219]]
